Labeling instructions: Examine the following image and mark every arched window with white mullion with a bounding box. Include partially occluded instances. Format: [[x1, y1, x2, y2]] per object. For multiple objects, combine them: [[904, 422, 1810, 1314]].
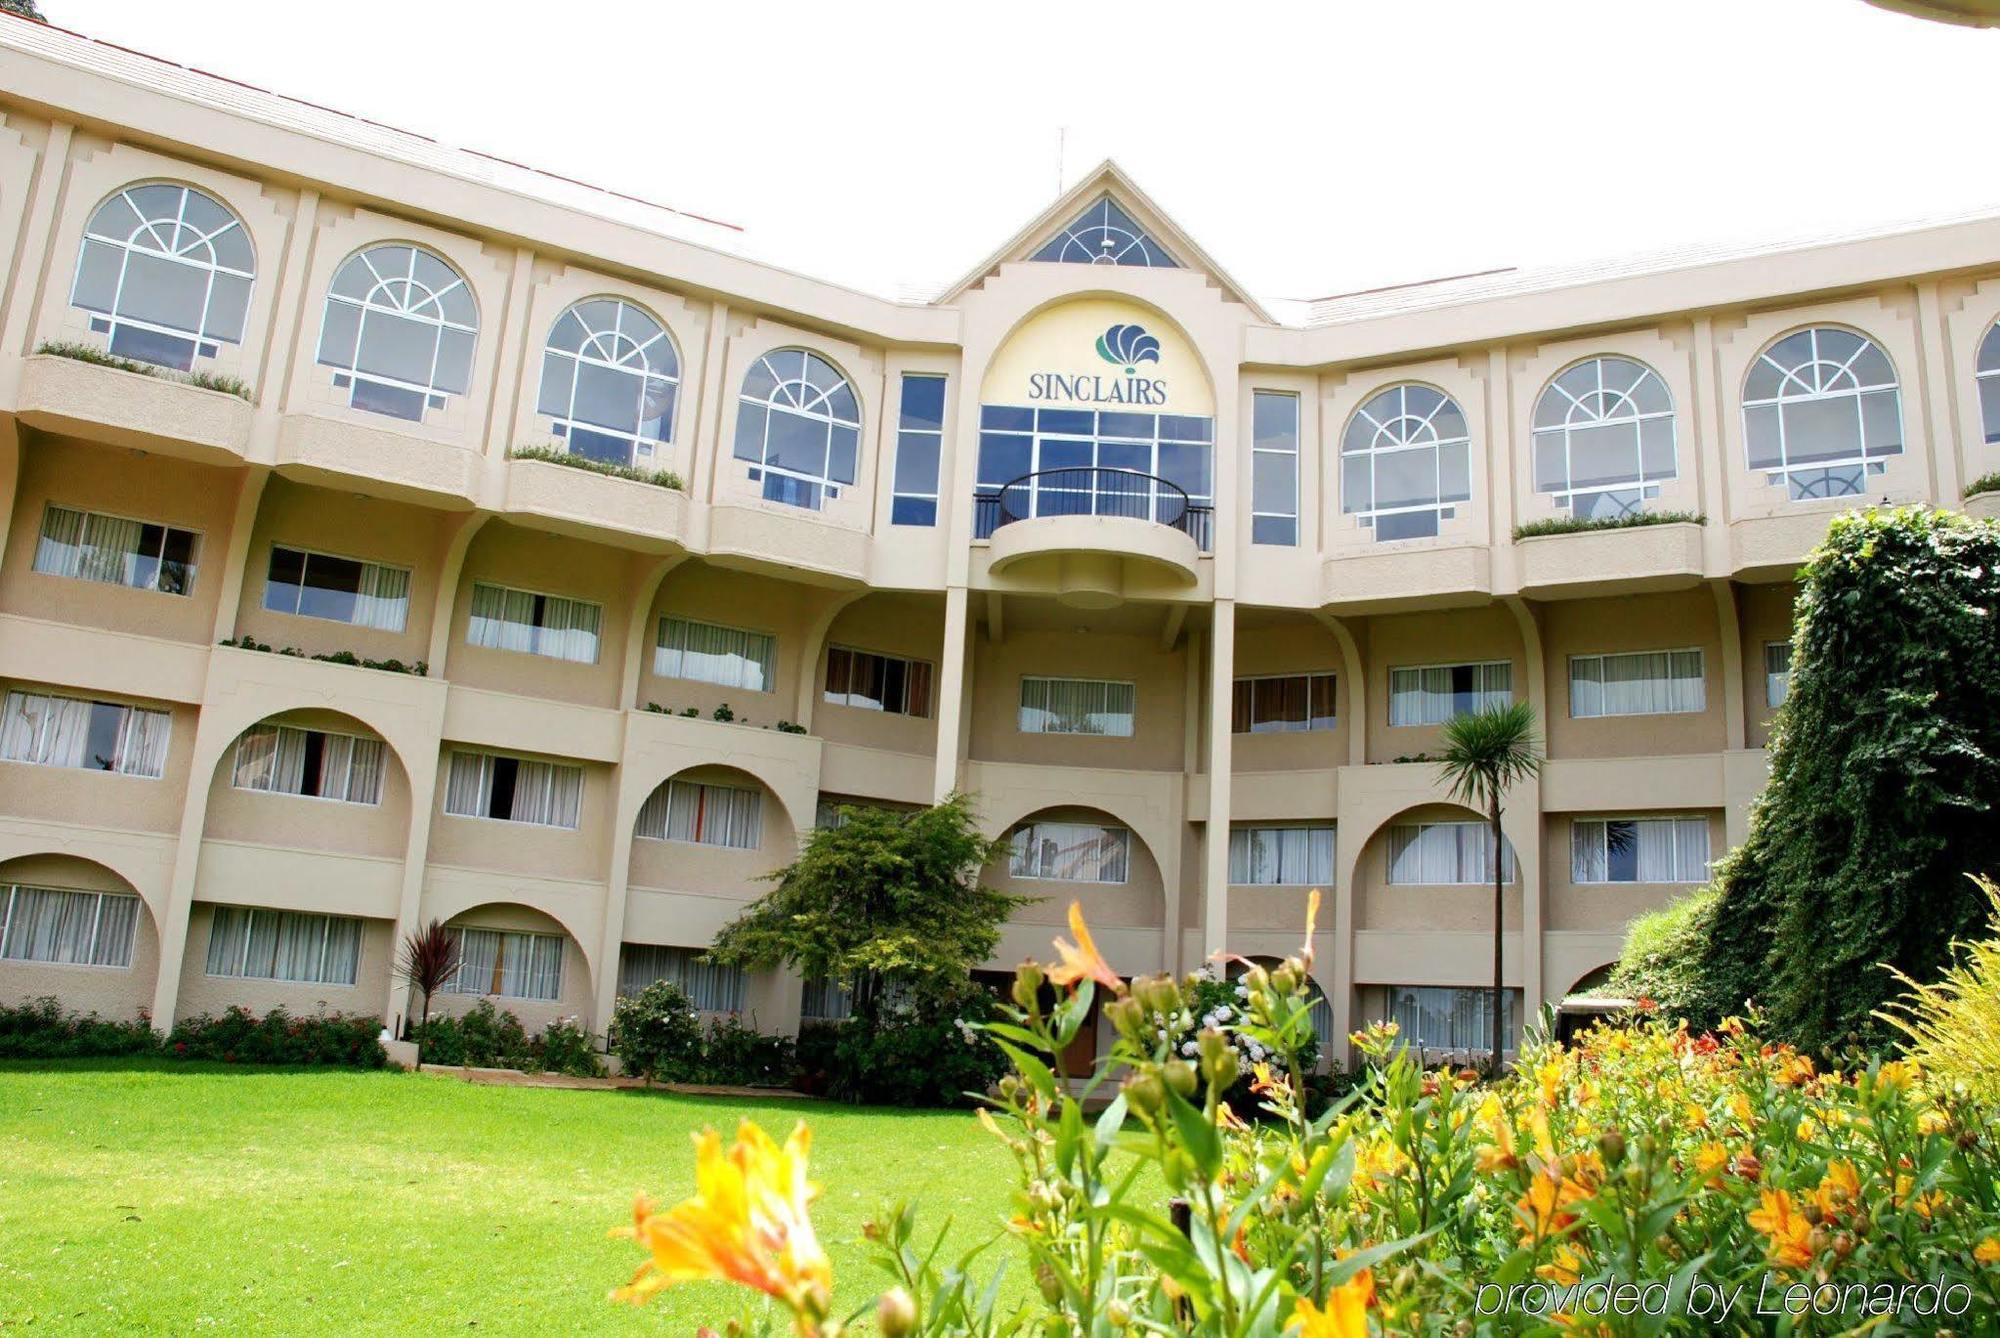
[[1741, 326, 1902, 501], [1976, 320, 2000, 447], [1339, 383, 1472, 541], [69, 182, 255, 372], [730, 349, 862, 511], [315, 244, 478, 423], [1531, 356, 1677, 519], [536, 298, 680, 468]]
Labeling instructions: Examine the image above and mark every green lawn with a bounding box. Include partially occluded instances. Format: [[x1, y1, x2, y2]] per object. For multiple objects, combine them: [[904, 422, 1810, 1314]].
[[0, 1061, 1021, 1334]]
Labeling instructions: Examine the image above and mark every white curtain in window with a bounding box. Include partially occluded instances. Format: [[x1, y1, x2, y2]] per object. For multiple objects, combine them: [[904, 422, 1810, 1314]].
[[1009, 822, 1130, 883], [445, 927, 501, 995], [1571, 817, 1712, 883], [1386, 985, 1517, 1056], [467, 584, 537, 654], [511, 761, 583, 829], [444, 752, 493, 817], [2, 691, 87, 767], [334, 736, 386, 804], [800, 976, 852, 1021], [657, 618, 775, 691], [206, 907, 361, 985], [0, 886, 138, 967], [1571, 651, 1705, 718], [637, 780, 762, 848], [536, 595, 600, 664], [1018, 678, 1136, 736], [115, 706, 171, 779], [352, 562, 411, 632], [617, 943, 746, 1011], [32, 505, 86, 578], [447, 928, 562, 1001], [1228, 826, 1335, 885], [233, 725, 306, 794], [1386, 822, 1515, 885], [1675, 818, 1711, 884], [1765, 642, 1793, 708], [83, 513, 145, 586], [1387, 663, 1511, 727]]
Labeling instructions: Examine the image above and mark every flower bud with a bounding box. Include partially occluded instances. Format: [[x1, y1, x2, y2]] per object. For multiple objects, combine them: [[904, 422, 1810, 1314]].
[[1136, 973, 1181, 1017], [1598, 1130, 1627, 1168], [876, 1287, 917, 1338], [1012, 962, 1045, 1012], [1243, 965, 1271, 994], [1035, 1263, 1063, 1305], [1122, 1069, 1166, 1116], [1164, 1059, 1198, 1099], [1269, 964, 1300, 997], [1107, 1298, 1132, 1329], [1198, 1028, 1239, 1090], [1104, 996, 1147, 1043]]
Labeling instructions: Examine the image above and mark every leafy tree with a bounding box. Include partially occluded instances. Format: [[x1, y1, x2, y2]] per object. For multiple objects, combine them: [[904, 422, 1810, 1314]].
[[1435, 701, 1543, 1068], [0, 1, 45, 21], [1695, 507, 2000, 1047], [707, 792, 1030, 1023]]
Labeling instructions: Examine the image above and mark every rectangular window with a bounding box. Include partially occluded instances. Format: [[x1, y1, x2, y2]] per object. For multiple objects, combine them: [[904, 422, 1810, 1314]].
[[1765, 641, 1793, 708], [1019, 677, 1136, 737], [1387, 662, 1512, 727], [263, 545, 411, 632], [1229, 826, 1335, 885], [1231, 673, 1336, 733], [466, 582, 602, 664], [0, 690, 170, 778], [824, 646, 933, 718], [892, 374, 945, 527], [1250, 391, 1300, 546], [0, 884, 140, 968], [1384, 985, 1520, 1056], [443, 752, 582, 829], [1569, 649, 1705, 718], [1571, 817, 1711, 884], [655, 617, 775, 692], [617, 943, 747, 1012], [33, 504, 200, 596], [204, 906, 361, 985], [1386, 821, 1517, 885], [634, 779, 762, 849], [1008, 822, 1130, 884], [231, 725, 385, 805], [442, 927, 563, 1001]]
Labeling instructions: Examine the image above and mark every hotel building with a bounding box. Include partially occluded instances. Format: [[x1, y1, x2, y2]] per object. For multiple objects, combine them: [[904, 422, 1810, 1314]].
[[1, 17, 1997, 1064]]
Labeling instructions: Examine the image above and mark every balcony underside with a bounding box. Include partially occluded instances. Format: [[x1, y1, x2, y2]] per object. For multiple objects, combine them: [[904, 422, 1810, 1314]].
[[987, 514, 1201, 608]]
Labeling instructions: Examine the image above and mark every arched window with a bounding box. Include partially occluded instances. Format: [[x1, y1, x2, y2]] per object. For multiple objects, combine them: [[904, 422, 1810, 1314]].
[[536, 298, 679, 467], [1977, 320, 2000, 447], [316, 244, 477, 423], [1029, 196, 1179, 268], [1531, 357, 1676, 520], [70, 182, 254, 372], [1340, 384, 1472, 541], [1741, 327, 1902, 500], [731, 349, 861, 510]]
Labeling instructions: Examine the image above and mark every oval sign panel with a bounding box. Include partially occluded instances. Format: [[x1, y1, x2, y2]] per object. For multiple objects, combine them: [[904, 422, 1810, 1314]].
[[980, 299, 1213, 417]]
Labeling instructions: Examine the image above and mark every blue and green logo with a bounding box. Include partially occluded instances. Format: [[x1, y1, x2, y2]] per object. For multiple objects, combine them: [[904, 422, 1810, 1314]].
[[1095, 323, 1161, 374]]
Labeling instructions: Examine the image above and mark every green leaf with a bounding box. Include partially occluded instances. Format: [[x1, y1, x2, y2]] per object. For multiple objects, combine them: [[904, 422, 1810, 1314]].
[[1162, 1084, 1222, 1179]]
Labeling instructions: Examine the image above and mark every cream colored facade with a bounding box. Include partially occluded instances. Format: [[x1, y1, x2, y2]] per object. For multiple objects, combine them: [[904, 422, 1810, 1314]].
[[2, 19, 1998, 1064]]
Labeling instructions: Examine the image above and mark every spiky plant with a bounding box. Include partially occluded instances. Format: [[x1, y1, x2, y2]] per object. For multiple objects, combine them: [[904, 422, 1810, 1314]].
[[1876, 876, 2000, 1107], [1435, 701, 1543, 1070], [395, 919, 461, 1057]]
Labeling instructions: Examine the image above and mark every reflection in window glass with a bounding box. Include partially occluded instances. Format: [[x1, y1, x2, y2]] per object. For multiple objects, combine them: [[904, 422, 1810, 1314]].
[[1009, 821, 1130, 882], [1741, 327, 1901, 501], [1569, 650, 1704, 718], [1019, 678, 1135, 736], [824, 647, 932, 718], [71, 182, 254, 371], [1386, 822, 1517, 885], [1229, 825, 1334, 885], [316, 244, 478, 422], [732, 349, 861, 510], [656, 617, 775, 692], [1231, 673, 1335, 733], [262, 545, 409, 631], [537, 298, 678, 468], [1341, 384, 1472, 541], [1571, 817, 1710, 884], [35, 504, 198, 596], [1251, 391, 1300, 545], [1765, 641, 1793, 708], [1531, 357, 1676, 519], [0, 884, 141, 968], [892, 374, 946, 526]]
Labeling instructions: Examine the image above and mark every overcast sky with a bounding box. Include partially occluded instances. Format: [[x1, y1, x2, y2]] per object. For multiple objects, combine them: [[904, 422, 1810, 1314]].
[[42, 0, 2000, 303]]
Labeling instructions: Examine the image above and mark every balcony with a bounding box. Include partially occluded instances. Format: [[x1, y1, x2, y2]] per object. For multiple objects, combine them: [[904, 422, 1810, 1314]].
[[15, 353, 253, 465], [973, 468, 1207, 609], [1514, 520, 1705, 599]]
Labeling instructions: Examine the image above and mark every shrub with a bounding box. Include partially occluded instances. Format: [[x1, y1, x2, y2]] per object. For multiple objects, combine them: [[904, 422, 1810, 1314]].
[[688, 1014, 795, 1087], [608, 980, 703, 1082], [1609, 884, 1719, 1013], [509, 445, 683, 491], [531, 1016, 606, 1078], [166, 1006, 386, 1067], [1966, 471, 2000, 501], [0, 997, 158, 1058], [184, 369, 252, 400], [1878, 875, 2000, 1107], [217, 637, 425, 675], [410, 1000, 533, 1069], [818, 980, 1007, 1107], [1511, 508, 1703, 541], [36, 339, 157, 376]]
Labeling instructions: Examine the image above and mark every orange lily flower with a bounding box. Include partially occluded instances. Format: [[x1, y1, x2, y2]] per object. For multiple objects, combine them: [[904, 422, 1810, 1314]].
[[1975, 1237, 2000, 1265], [1748, 1189, 1814, 1269], [1292, 1269, 1373, 1337], [614, 1119, 832, 1333], [1300, 887, 1322, 969], [1515, 1164, 1584, 1243], [1047, 901, 1124, 994], [1815, 1159, 1860, 1221]]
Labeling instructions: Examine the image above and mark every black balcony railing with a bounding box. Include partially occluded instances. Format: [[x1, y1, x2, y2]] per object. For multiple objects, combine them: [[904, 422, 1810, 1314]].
[[972, 468, 1214, 552]]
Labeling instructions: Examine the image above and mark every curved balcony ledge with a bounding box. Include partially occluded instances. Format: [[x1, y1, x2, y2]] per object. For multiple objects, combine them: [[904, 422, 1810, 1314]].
[[1514, 520, 1705, 600], [706, 502, 870, 588], [16, 353, 253, 464], [986, 513, 1200, 608], [276, 412, 481, 509], [1965, 491, 2000, 521], [1727, 510, 1841, 582], [502, 457, 689, 554], [1321, 543, 1491, 614]]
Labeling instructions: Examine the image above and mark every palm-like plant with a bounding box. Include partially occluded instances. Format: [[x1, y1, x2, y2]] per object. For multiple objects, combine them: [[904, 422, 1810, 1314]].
[[395, 919, 461, 1059], [1435, 701, 1543, 1071]]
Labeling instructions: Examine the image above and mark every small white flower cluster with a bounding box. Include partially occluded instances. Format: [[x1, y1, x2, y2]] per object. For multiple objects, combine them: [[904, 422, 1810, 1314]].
[[953, 1017, 978, 1046]]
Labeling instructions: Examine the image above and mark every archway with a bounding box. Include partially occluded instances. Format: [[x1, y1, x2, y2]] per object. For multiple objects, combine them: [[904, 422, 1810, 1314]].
[[0, 854, 158, 1022]]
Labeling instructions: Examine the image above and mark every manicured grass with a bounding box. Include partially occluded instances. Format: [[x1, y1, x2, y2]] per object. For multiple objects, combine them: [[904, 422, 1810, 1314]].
[[0, 1060, 1020, 1334]]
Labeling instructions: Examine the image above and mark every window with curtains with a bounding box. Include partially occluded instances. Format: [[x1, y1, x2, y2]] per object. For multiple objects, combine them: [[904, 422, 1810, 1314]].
[[1018, 677, 1135, 737], [442, 752, 582, 829], [1251, 391, 1300, 545], [655, 617, 775, 692], [70, 182, 254, 371], [1384, 985, 1519, 1055], [892, 374, 946, 526], [1571, 817, 1711, 885], [634, 778, 763, 849], [1569, 649, 1705, 718], [1232, 673, 1336, 733], [617, 943, 746, 1012], [204, 906, 360, 985], [1387, 662, 1511, 727], [1229, 826, 1335, 886], [0, 885, 140, 968], [316, 243, 477, 423], [801, 973, 918, 1022], [1008, 821, 1130, 883], [33, 504, 199, 595], [231, 724, 385, 805], [1386, 822, 1517, 885], [441, 926, 563, 1001], [0, 690, 170, 778], [824, 647, 932, 718], [263, 546, 410, 631], [1765, 642, 1793, 708], [466, 582, 601, 664]]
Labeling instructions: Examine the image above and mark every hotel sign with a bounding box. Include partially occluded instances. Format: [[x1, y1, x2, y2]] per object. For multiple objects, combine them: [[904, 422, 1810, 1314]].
[[981, 298, 1212, 416]]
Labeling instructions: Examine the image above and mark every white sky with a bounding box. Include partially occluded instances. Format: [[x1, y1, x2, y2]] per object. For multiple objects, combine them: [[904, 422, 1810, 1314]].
[[42, 0, 2000, 304]]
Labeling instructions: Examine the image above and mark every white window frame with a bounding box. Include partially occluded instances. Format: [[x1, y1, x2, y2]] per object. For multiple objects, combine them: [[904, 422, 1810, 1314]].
[[1228, 825, 1336, 886], [824, 645, 933, 718], [0, 884, 141, 970], [537, 296, 680, 466], [1340, 383, 1473, 540], [1530, 356, 1677, 519], [1568, 649, 1706, 719], [440, 926, 564, 1002], [262, 543, 411, 632], [1570, 816, 1712, 885], [655, 616, 777, 693], [1018, 676, 1136, 737], [70, 182, 254, 369], [1978, 320, 2000, 446], [1741, 326, 1903, 502], [230, 723, 386, 806], [891, 373, 946, 527], [732, 348, 862, 510], [0, 689, 171, 779], [634, 778, 764, 850], [1250, 390, 1300, 546], [1232, 672, 1337, 734], [441, 751, 583, 830], [617, 942, 746, 1011], [1386, 661, 1512, 728], [315, 243, 478, 419], [33, 503, 201, 596]]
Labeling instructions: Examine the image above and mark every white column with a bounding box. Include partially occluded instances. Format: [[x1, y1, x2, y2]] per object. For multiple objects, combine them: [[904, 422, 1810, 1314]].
[[932, 584, 970, 801], [1202, 600, 1235, 960]]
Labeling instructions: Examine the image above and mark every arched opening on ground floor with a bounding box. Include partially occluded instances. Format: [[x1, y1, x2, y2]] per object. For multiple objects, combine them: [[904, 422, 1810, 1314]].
[[0, 853, 158, 1023]]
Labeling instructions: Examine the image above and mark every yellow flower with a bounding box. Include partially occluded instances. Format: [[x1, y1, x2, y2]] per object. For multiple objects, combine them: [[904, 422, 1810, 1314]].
[[1917, 1109, 1949, 1136], [1815, 1159, 1860, 1221], [1729, 1092, 1754, 1125], [1299, 887, 1322, 969], [1292, 1269, 1373, 1338], [1682, 1103, 1709, 1131], [613, 1119, 832, 1330], [1536, 1058, 1564, 1107], [1748, 1189, 1814, 1270], [1353, 1136, 1408, 1192], [1474, 1093, 1518, 1173], [1694, 1141, 1730, 1182], [1537, 1243, 1585, 1286], [1047, 901, 1125, 994], [1778, 1052, 1816, 1086], [1516, 1165, 1584, 1243], [1876, 1059, 1918, 1089], [1975, 1237, 2000, 1265]]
